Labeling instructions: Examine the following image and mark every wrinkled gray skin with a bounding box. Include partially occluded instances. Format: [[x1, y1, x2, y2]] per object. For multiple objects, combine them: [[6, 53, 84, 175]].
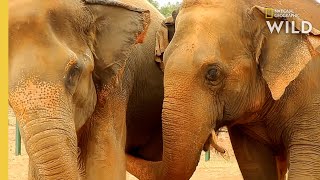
[[159, 0, 320, 180], [9, 0, 164, 179]]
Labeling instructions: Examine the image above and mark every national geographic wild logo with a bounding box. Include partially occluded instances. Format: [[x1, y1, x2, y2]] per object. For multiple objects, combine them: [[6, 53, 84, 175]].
[[264, 8, 313, 34]]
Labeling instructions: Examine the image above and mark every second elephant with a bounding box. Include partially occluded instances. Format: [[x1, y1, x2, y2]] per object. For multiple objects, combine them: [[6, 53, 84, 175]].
[[127, 0, 320, 180]]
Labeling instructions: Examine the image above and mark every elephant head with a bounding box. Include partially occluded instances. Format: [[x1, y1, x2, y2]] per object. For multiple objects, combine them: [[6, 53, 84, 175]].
[[9, 0, 149, 179], [160, 0, 320, 179]]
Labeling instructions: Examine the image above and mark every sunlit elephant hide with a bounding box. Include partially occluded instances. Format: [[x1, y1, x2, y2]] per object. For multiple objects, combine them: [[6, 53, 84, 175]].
[[9, 0, 167, 179], [127, 0, 320, 180]]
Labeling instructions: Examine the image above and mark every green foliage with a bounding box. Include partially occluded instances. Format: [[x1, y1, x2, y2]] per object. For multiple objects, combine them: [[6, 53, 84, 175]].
[[159, 2, 180, 17], [148, 0, 180, 17], [147, 0, 160, 9]]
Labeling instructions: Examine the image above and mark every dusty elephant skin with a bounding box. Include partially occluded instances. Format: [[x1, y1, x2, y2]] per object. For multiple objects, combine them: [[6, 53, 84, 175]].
[[133, 0, 320, 179], [9, 0, 165, 179], [159, 0, 320, 179]]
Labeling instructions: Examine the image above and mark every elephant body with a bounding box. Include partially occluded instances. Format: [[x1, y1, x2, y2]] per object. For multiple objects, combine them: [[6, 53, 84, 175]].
[[9, 0, 165, 179], [121, 0, 164, 161]]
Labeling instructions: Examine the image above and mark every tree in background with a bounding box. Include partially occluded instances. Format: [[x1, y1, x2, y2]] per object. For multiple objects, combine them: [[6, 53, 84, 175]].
[[159, 2, 180, 17], [148, 0, 160, 9], [148, 0, 180, 17]]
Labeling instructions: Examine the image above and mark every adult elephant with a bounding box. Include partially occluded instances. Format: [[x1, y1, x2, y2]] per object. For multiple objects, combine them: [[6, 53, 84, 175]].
[[129, 0, 320, 179], [159, 0, 320, 179], [9, 0, 166, 179]]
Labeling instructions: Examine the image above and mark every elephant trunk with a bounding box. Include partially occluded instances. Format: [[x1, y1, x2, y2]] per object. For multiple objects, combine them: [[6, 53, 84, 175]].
[[161, 94, 213, 180], [9, 83, 80, 179], [23, 111, 79, 179]]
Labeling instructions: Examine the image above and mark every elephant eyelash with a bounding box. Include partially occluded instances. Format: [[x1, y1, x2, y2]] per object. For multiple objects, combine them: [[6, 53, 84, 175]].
[[69, 65, 81, 77]]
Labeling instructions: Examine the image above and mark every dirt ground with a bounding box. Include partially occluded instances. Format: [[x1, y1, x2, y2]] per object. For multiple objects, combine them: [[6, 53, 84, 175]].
[[8, 107, 243, 180]]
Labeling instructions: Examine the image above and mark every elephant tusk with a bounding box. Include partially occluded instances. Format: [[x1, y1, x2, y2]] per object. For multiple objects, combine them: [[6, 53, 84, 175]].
[[210, 132, 226, 154], [210, 132, 231, 161]]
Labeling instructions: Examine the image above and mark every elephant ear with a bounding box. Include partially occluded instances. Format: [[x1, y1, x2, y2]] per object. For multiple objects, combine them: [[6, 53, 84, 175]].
[[165, 9, 179, 42], [251, 5, 320, 100], [84, 0, 150, 85], [154, 22, 169, 71], [154, 9, 180, 71]]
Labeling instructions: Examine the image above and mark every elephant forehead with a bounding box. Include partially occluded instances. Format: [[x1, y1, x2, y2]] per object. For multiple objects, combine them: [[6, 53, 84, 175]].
[[9, 0, 90, 33], [169, 8, 247, 67], [9, 0, 93, 77], [176, 4, 245, 42], [10, 1, 60, 23]]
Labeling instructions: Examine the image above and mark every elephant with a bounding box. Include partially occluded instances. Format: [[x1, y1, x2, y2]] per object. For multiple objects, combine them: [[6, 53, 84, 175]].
[[127, 0, 320, 179], [9, 0, 167, 179]]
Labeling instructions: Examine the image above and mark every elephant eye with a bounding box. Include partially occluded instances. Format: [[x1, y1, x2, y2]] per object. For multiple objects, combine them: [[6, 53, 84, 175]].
[[69, 65, 80, 77], [65, 64, 82, 88], [205, 65, 223, 85], [206, 65, 221, 81]]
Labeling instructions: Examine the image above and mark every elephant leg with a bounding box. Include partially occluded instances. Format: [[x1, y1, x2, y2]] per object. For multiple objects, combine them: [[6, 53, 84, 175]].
[[84, 95, 127, 180], [228, 126, 280, 180]]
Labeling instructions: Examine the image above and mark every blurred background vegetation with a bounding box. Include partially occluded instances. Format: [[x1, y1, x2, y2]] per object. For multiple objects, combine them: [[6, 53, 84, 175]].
[[148, 0, 180, 17]]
